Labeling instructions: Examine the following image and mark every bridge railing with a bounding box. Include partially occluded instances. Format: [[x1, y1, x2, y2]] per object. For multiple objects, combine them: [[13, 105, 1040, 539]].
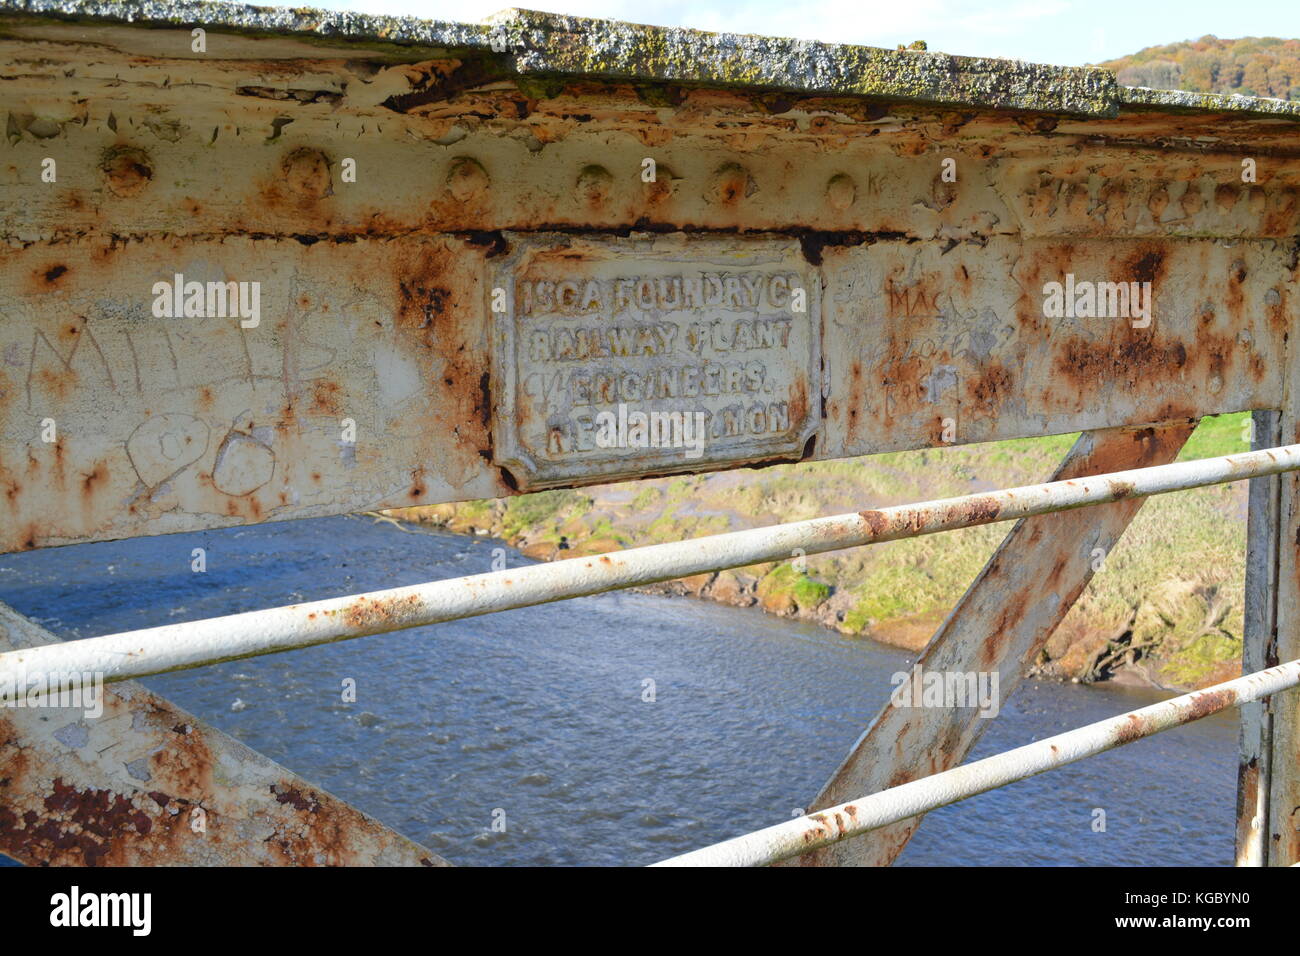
[[2, 445, 1297, 687], [654, 658, 1300, 866], [3, 444, 1298, 865]]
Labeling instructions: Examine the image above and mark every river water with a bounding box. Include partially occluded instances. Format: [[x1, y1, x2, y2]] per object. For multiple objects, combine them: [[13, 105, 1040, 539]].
[[0, 515, 1238, 866]]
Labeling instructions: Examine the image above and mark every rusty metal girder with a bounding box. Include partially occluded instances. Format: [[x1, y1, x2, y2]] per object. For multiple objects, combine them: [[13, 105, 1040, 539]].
[[1263, 309, 1300, 866], [787, 421, 1196, 866], [1238, 409, 1279, 865], [0, 229, 1287, 556], [1, 2, 1299, 870], [0, 600, 449, 866], [0, 6, 1296, 552]]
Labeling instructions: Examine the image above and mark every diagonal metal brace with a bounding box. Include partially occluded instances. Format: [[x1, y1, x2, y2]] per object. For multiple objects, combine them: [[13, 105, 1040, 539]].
[[0, 601, 450, 867], [787, 420, 1196, 866]]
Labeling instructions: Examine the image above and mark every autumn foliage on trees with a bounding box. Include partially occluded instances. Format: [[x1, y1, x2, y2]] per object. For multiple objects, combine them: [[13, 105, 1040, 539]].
[[1099, 36, 1300, 100]]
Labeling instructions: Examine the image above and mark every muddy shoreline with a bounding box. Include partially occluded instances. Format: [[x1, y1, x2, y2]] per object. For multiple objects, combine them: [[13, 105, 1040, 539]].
[[629, 571, 1181, 691]]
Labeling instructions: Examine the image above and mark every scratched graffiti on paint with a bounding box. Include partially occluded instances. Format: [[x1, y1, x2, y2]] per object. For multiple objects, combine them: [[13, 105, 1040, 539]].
[[0, 241, 509, 554]]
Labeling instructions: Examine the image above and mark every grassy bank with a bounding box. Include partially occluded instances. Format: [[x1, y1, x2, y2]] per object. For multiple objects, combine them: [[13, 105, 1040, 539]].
[[389, 413, 1250, 691]]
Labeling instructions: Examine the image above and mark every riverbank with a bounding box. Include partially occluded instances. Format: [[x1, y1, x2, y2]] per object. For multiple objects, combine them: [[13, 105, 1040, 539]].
[[386, 414, 1250, 692]]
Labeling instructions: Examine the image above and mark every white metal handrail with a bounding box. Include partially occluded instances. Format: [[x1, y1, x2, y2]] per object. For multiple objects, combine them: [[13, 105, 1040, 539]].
[[653, 659, 1300, 866], [2, 443, 1298, 690]]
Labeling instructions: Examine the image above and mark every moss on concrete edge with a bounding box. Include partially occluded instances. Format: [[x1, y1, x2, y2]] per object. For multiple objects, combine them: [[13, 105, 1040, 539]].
[[1120, 85, 1300, 119]]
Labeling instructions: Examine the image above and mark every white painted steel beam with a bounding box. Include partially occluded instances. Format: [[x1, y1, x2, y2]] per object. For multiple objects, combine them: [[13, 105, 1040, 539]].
[[1237, 409, 1280, 865], [1266, 304, 1300, 865], [2, 7, 1299, 555]]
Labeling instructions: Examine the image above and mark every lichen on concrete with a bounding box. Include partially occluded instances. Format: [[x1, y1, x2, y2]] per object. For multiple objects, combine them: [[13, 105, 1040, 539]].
[[498, 8, 1118, 116], [1120, 85, 1300, 118], [1, 0, 1297, 120]]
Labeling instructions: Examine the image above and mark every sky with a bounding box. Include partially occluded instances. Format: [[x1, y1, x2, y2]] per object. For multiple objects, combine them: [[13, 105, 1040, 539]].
[[246, 0, 1300, 67]]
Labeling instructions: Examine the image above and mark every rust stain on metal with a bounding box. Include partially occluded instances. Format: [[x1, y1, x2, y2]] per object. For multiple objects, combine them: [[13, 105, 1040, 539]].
[[1112, 712, 1153, 747], [790, 421, 1196, 867], [0, 20, 1292, 549], [341, 593, 422, 631], [1, 3, 1298, 869], [859, 509, 890, 536], [859, 495, 1003, 538], [1183, 687, 1239, 722], [0, 602, 449, 866]]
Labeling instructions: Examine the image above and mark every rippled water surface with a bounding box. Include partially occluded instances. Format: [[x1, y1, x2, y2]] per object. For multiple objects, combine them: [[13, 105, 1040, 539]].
[[0, 515, 1238, 866]]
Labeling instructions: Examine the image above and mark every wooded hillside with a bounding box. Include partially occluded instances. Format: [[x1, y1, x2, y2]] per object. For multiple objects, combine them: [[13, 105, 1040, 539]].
[[1099, 36, 1299, 99]]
